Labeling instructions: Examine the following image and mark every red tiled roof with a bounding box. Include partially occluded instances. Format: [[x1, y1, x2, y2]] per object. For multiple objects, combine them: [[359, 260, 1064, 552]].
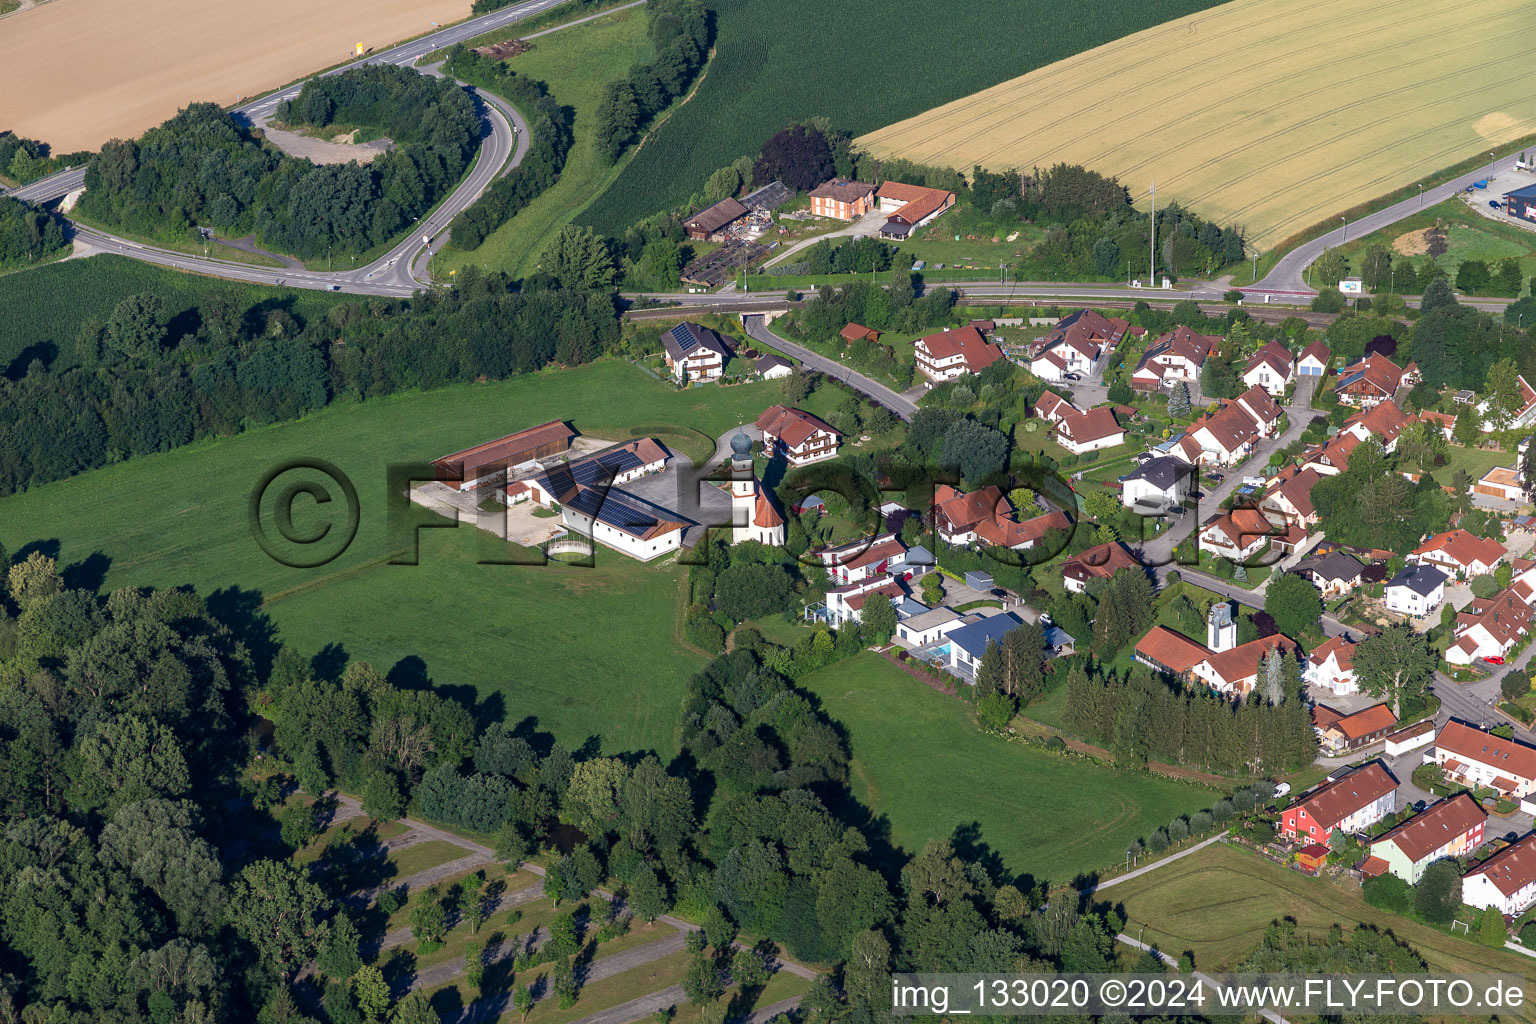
[[839, 322, 879, 343], [1436, 720, 1536, 784], [1465, 833, 1536, 896], [1062, 542, 1140, 582], [1236, 384, 1283, 424], [1057, 405, 1123, 445], [756, 405, 840, 449], [917, 326, 1003, 373], [1299, 340, 1332, 365], [1268, 467, 1322, 520], [754, 489, 784, 529], [1293, 763, 1397, 833], [1036, 390, 1072, 421], [1134, 625, 1210, 673], [1347, 399, 1411, 445], [932, 485, 1006, 533], [1312, 705, 1345, 730], [1195, 401, 1261, 454], [1201, 506, 1276, 548], [434, 420, 576, 480], [1371, 793, 1485, 863], [1203, 634, 1295, 687], [1331, 703, 1397, 742], [1308, 634, 1357, 672], [1413, 529, 1507, 570], [1359, 855, 1390, 877], [974, 509, 1071, 549], [1245, 342, 1293, 378], [877, 181, 954, 226]]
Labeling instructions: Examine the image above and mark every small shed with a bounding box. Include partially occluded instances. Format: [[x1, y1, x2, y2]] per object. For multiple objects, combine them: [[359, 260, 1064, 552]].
[[965, 571, 995, 592], [795, 494, 825, 515], [1294, 844, 1329, 875]]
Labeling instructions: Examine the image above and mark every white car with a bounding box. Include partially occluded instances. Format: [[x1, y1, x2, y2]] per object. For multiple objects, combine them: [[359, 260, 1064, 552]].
[[1272, 782, 1291, 798]]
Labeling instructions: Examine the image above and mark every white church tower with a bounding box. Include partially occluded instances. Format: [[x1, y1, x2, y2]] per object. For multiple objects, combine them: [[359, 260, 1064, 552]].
[[1207, 600, 1237, 652], [728, 430, 785, 547]]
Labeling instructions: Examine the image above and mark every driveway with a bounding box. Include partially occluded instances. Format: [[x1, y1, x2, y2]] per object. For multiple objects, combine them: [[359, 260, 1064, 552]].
[[756, 209, 887, 272]]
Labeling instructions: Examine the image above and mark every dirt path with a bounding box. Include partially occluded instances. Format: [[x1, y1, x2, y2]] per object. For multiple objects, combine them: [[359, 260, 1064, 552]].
[[375, 883, 546, 955]]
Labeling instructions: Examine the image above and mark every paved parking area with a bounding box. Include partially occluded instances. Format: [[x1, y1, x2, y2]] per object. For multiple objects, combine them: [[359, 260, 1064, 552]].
[[410, 482, 565, 546], [1455, 168, 1536, 232]]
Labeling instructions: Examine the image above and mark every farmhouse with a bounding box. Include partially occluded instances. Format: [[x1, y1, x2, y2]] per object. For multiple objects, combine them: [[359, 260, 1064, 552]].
[[520, 439, 669, 507], [1335, 353, 1411, 407], [683, 197, 749, 241], [1052, 405, 1125, 455], [662, 321, 732, 384], [558, 486, 687, 561], [1384, 564, 1448, 616], [1446, 586, 1533, 665], [1198, 507, 1277, 562], [1364, 793, 1485, 884], [432, 419, 577, 492], [1290, 549, 1364, 598], [1430, 720, 1536, 797], [1410, 529, 1507, 578], [1278, 763, 1397, 845], [914, 326, 1003, 382], [1131, 326, 1216, 391], [756, 405, 841, 466], [1297, 340, 1331, 376], [1304, 635, 1359, 695], [1133, 602, 1297, 696], [1120, 456, 1193, 513], [1242, 341, 1295, 396], [1311, 701, 1395, 754], [1463, 833, 1536, 917], [1061, 541, 1142, 593], [808, 178, 876, 220], [876, 181, 956, 238]]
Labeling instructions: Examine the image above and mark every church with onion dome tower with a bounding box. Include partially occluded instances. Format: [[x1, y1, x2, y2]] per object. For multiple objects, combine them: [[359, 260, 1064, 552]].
[[728, 430, 785, 546]]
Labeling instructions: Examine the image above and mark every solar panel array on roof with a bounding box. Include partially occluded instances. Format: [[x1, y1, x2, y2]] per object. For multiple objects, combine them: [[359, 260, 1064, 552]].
[[565, 486, 666, 538], [534, 448, 643, 496]]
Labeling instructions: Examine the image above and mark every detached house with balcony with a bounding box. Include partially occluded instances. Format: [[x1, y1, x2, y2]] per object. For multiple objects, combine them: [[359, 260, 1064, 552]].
[[1131, 326, 1216, 391], [1384, 564, 1448, 616], [756, 405, 841, 466], [1335, 354, 1413, 408], [1430, 720, 1536, 798], [662, 322, 731, 383], [1279, 763, 1397, 846], [1445, 585, 1533, 665], [1242, 341, 1295, 396], [1411, 529, 1507, 579], [1198, 507, 1278, 562], [914, 326, 1003, 382], [1026, 309, 1127, 381], [1463, 833, 1536, 916], [1052, 405, 1125, 455], [1305, 635, 1360, 695]]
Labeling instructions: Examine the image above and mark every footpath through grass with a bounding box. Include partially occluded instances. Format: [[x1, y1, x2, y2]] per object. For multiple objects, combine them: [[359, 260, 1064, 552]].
[[436, 7, 653, 279], [1106, 841, 1536, 1005], [796, 654, 1216, 884], [0, 361, 798, 753]]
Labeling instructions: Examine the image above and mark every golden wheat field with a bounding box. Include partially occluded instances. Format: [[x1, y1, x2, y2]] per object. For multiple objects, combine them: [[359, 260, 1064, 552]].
[[858, 0, 1536, 249]]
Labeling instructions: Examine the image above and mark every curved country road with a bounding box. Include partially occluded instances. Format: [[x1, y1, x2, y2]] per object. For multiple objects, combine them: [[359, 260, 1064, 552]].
[[743, 313, 918, 421]]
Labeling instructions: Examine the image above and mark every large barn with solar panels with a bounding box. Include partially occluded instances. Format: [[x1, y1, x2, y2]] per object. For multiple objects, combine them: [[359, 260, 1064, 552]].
[[511, 439, 686, 560]]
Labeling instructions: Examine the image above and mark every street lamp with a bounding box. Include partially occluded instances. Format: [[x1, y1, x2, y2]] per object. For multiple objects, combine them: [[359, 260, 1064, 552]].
[[1419, 184, 1424, 210], [1340, 215, 1347, 243]]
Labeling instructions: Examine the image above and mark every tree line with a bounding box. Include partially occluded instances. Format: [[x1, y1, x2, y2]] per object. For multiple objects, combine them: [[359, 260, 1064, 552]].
[[80, 65, 479, 259], [592, 0, 711, 163], [442, 47, 575, 251], [0, 194, 68, 270], [0, 268, 619, 496], [0, 131, 92, 186]]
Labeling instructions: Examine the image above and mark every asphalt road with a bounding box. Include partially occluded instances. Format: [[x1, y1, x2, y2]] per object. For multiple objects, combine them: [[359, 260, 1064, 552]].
[[2, 0, 574, 291], [1251, 151, 1519, 295], [744, 313, 918, 421]]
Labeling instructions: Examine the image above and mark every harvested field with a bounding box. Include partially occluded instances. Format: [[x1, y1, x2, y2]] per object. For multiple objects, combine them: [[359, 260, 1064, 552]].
[[857, 0, 1536, 250], [0, 0, 471, 152]]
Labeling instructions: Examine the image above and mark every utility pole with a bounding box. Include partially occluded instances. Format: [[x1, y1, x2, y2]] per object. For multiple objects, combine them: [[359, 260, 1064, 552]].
[[1149, 181, 1156, 285]]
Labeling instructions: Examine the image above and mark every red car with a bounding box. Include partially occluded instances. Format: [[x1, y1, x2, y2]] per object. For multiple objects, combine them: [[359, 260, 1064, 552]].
[[1486, 656, 1506, 665]]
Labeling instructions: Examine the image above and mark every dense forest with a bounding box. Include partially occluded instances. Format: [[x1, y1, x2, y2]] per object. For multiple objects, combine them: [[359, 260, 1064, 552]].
[[441, 48, 574, 251], [0, 268, 619, 496], [0, 541, 1265, 1020], [591, 0, 712, 163], [79, 65, 479, 259], [0, 195, 69, 270]]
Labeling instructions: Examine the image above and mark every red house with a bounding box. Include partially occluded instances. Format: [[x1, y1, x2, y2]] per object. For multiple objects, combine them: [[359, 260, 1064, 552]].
[[1279, 763, 1397, 847]]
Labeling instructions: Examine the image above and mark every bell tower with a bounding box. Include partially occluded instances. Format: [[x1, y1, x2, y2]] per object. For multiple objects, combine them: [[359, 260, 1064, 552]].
[[1207, 600, 1237, 652]]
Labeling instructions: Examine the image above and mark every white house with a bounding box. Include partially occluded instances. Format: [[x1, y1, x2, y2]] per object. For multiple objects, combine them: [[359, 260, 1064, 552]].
[[1477, 374, 1536, 433], [820, 534, 907, 587], [914, 326, 1003, 382], [1131, 326, 1216, 391], [756, 405, 841, 466], [1121, 456, 1193, 512], [756, 355, 793, 380], [1297, 340, 1331, 377], [1026, 309, 1122, 381], [1463, 834, 1536, 917], [944, 613, 1026, 681], [1242, 342, 1295, 396], [1384, 564, 1448, 616], [824, 578, 905, 628], [1035, 390, 1075, 425], [1445, 587, 1533, 666], [1053, 406, 1125, 455], [558, 488, 687, 561], [1430, 720, 1536, 798], [662, 322, 731, 383], [1233, 385, 1284, 437], [1304, 635, 1358, 695], [1474, 465, 1527, 504], [1410, 529, 1507, 578], [895, 605, 964, 647]]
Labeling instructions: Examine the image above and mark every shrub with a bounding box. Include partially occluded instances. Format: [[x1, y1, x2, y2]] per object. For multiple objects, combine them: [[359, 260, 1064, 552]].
[[1362, 874, 1412, 914]]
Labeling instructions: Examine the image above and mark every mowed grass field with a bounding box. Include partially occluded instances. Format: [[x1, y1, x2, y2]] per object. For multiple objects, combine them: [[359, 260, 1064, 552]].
[[0, 360, 806, 755], [577, 0, 1228, 234], [796, 655, 1215, 885], [437, 7, 655, 279], [858, 0, 1536, 251], [0, 0, 470, 151], [1106, 842, 1536, 1012]]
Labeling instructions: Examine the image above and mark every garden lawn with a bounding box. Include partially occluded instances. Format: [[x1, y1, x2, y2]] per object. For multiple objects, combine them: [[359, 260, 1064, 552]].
[[436, 7, 654, 279], [0, 360, 802, 754], [796, 654, 1215, 884], [578, 0, 1227, 233], [1105, 841, 1536, 1002], [1430, 442, 1519, 488]]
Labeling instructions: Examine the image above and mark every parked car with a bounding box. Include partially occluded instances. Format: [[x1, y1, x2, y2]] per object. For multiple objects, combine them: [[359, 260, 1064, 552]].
[[1490, 200, 1502, 209], [1273, 782, 1291, 798], [1064, 373, 1081, 381], [1475, 180, 1489, 189], [1486, 655, 1506, 665]]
